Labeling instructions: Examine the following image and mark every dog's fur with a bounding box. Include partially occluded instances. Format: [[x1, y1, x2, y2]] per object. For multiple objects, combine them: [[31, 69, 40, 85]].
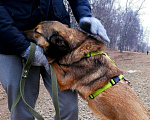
[[24, 21, 150, 120]]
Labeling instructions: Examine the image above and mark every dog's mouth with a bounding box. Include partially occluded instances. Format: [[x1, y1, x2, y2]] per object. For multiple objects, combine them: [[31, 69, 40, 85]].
[[27, 38, 37, 44]]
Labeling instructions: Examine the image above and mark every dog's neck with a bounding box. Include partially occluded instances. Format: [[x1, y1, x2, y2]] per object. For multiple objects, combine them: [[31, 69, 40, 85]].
[[58, 50, 123, 100], [59, 32, 105, 65], [73, 54, 123, 100]]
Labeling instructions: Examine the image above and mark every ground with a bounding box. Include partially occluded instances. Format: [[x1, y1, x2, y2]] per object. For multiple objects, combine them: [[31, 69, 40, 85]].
[[0, 49, 150, 120]]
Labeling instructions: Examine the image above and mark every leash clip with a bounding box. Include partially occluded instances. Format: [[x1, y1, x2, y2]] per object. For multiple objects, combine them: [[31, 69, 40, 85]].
[[22, 69, 28, 78]]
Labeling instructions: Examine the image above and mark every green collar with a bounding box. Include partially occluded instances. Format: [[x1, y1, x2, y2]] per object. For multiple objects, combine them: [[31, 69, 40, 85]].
[[85, 51, 116, 65], [89, 75, 124, 100], [85, 51, 124, 100], [85, 51, 103, 57]]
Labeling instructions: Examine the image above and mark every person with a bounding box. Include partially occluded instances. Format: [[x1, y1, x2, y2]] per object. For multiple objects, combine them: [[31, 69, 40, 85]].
[[0, 0, 110, 120]]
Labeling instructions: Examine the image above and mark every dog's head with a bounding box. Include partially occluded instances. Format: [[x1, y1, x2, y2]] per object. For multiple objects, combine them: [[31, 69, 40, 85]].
[[23, 21, 104, 61], [23, 21, 75, 59]]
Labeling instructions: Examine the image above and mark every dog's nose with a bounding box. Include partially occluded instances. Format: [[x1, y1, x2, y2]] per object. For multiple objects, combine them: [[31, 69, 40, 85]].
[[21, 31, 37, 44]]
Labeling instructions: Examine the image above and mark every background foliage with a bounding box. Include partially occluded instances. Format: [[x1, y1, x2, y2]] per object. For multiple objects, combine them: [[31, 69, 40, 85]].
[[64, 0, 149, 52]]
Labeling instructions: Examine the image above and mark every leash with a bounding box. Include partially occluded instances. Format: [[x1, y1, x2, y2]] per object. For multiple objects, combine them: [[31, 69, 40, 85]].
[[11, 42, 61, 120], [50, 65, 61, 120], [11, 42, 44, 120]]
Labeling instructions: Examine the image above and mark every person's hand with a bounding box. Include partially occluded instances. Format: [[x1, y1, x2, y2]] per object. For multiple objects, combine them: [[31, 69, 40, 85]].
[[21, 45, 50, 75], [79, 17, 110, 42]]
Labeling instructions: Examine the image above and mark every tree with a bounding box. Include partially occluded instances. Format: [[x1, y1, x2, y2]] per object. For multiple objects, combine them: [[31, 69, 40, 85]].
[[117, 0, 146, 52], [64, 0, 147, 52]]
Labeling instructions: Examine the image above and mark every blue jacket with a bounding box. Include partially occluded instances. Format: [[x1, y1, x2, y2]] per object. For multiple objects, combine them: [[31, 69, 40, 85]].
[[0, 0, 92, 55]]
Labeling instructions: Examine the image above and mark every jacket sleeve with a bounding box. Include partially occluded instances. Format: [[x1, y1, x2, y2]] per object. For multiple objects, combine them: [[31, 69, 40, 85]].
[[68, 0, 92, 22], [0, 3, 30, 54]]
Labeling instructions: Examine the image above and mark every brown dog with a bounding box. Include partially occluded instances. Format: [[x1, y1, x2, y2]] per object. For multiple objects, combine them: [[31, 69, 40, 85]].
[[24, 21, 150, 120]]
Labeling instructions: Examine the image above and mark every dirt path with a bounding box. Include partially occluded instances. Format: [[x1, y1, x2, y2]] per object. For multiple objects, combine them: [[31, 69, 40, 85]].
[[0, 49, 150, 120]]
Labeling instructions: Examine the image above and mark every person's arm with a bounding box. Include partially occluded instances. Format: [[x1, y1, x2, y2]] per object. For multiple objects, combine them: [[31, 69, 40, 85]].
[[0, 2, 30, 54], [0, 2, 50, 74], [68, 0, 110, 42], [67, 0, 92, 23]]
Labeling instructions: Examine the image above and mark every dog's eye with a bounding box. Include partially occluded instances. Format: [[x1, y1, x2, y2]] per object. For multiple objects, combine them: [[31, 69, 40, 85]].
[[56, 39, 65, 46], [34, 28, 38, 33]]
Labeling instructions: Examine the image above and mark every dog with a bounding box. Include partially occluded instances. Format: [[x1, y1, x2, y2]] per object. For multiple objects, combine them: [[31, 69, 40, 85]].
[[23, 21, 150, 120]]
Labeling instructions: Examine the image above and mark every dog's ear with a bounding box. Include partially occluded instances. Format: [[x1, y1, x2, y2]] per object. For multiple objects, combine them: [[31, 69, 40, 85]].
[[46, 33, 71, 59], [50, 35, 69, 49]]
